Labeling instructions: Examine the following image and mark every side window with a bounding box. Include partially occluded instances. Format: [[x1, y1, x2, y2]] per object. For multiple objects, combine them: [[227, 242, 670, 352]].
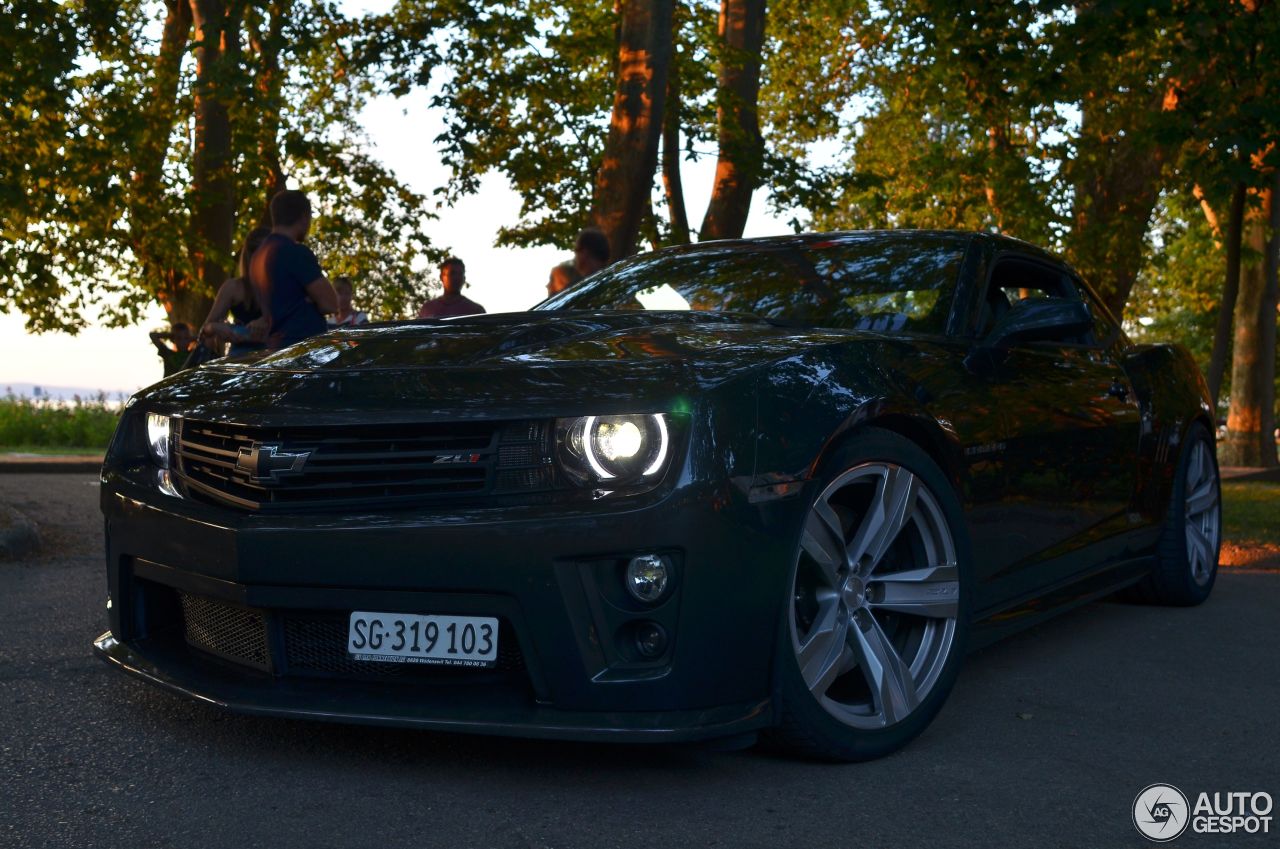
[[978, 257, 1079, 339]]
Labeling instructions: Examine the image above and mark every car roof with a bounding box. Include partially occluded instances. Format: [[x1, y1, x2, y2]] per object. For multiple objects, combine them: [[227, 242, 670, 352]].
[[643, 229, 1071, 271]]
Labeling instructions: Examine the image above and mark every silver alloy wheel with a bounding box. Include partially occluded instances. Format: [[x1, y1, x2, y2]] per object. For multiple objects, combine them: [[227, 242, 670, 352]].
[[1184, 439, 1221, 586], [790, 462, 959, 730]]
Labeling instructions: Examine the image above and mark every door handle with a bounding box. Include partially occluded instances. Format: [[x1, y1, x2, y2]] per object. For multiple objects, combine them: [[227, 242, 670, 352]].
[[1107, 380, 1129, 401]]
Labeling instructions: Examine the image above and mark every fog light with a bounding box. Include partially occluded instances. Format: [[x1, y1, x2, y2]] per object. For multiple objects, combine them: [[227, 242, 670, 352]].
[[625, 554, 669, 603], [634, 621, 667, 659]]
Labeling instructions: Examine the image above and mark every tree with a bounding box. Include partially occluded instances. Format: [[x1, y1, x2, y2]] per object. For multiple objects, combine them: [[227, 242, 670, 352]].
[[384, 0, 841, 257], [699, 0, 766, 240], [808, 2, 1060, 240], [1221, 177, 1279, 467], [591, 0, 675, 259], [1170, 0, 1280, 463], [0, 0, 437, 333]]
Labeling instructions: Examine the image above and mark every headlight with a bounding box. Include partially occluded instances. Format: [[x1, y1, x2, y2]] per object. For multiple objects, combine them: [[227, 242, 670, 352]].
[[146, 413, 171, 468], [556, 413, 671, 485]]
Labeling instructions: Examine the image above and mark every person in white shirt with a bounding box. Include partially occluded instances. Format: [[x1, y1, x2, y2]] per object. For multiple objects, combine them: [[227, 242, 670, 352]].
[[328, 276, 369, 327]]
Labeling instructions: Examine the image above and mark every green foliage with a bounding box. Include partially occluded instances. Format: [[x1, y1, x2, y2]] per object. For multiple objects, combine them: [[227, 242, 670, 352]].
[[389, 0, 619, 250], [361, 0, 862, 250], [1169, 0, 1280, 196], [1128, 189, 1280, 419], [0, 393, 121, 451], [1, 0, 439, 332], [3, 0, 1278, 337], [305, 150, 444, 320], [1128, 192, 1220, 365], [1222, 481, 1280, 546], [809, 0, 1063, 240]]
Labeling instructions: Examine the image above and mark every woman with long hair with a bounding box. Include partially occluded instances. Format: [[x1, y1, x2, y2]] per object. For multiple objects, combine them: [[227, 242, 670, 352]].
[[200, 226, 271, 358]]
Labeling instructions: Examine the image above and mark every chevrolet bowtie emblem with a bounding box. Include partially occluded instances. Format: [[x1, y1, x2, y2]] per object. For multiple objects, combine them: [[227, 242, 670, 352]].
[[236, 443, 311, 483]]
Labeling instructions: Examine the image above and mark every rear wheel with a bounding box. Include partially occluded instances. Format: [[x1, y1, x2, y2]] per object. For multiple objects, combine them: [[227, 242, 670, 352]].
[[1127, 422, 1221, 606], [769, 428, 971, 761]]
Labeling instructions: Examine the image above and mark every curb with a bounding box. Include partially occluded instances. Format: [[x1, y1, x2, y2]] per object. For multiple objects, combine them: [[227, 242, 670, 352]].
[[0, 505, 40, 559], [0, 456, 103, 474], [1220, 466, 1280, 484]]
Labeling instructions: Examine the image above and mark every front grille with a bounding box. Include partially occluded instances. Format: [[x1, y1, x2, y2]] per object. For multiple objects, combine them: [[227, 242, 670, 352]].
[[179, 592, 270, 670], [282, 614, 526, 679], [173, 418, 552, 512]]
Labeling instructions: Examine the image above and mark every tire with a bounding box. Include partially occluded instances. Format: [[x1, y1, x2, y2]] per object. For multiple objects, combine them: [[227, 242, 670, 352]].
[[1126, 421, 1221, 606], [766, 427, 972, 762]]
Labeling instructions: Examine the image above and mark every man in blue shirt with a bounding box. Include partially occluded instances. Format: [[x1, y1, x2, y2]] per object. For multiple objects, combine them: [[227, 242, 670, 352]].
[[251, 190, 337, 348]]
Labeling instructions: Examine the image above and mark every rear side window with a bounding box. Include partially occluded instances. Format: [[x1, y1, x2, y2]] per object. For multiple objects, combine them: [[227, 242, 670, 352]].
[[979, 256, 1089, 343]]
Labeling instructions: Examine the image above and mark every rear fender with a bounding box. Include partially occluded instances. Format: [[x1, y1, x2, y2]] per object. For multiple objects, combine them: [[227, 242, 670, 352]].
[[1122, 343, 1215, 522]]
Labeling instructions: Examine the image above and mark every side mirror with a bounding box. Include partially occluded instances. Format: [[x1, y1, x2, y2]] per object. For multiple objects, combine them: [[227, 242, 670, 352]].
[[965, 297, 1093, 373]]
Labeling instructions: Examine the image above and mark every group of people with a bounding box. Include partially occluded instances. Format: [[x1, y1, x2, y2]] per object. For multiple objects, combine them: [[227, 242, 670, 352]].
[[150, 190, 614, 376]]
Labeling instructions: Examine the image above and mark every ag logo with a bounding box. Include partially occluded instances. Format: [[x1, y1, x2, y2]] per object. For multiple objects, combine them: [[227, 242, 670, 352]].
[[1134, 784, 1191, 842]]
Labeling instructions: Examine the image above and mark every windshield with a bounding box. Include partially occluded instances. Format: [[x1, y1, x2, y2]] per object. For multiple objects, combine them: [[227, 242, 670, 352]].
[[537, 232, 968, 334]]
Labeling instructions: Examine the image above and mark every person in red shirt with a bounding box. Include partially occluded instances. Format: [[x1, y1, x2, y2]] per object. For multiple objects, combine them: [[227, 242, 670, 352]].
[[417, 257, 485, 319]]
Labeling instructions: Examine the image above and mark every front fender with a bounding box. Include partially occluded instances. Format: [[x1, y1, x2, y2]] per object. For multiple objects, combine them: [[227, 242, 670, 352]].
[[750, 342, 962, 497]]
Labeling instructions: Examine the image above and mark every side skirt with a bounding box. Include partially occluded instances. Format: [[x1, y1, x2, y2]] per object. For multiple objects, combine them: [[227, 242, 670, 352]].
[[967, 556, 1152, 651]]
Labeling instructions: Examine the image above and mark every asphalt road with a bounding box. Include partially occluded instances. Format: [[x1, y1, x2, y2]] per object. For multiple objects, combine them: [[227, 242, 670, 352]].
[[1, 473, 1277, 849]]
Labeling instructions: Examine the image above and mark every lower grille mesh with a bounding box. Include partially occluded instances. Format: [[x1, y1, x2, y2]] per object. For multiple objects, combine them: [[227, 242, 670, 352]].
[[179, 592, 270, 670]]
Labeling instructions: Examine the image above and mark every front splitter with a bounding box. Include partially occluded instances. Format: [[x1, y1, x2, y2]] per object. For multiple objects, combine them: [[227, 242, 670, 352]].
[[93, 633, 772, 744]]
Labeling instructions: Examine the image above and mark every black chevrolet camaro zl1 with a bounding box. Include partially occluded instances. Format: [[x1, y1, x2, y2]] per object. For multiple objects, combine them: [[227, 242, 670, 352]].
[[95, 230, 1221, 760]]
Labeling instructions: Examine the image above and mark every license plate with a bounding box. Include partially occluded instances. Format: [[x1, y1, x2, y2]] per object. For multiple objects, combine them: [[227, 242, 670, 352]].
[[347, 611, 499, 668]]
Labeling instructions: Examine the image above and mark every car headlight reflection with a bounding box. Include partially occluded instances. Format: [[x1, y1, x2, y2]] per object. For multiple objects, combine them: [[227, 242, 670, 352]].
[[146, 413, 171, 468], [558, 414, 671, 485]]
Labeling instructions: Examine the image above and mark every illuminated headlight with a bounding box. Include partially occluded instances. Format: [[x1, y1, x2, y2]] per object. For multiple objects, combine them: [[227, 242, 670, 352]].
[[146, 413, 171, 468], [556, 413, 671, 485]]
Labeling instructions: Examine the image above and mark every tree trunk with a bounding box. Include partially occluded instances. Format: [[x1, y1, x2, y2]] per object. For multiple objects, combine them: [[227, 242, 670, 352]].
[[132, 0, 192, 320], [249, 0, 291, 228], [1261, 172, 1280, 464], [984, 125, 1009, 233], [699, 0, 767, 242], [1066, 96, 1167, 320], [661, 54, 691, 245], [187, 0, 242, 318], [590, 0, 675, 261], [1206, 181, 1247, 407], [1220, 181, 1278, 467]]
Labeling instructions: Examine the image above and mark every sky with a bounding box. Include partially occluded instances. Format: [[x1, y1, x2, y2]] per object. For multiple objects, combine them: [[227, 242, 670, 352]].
[[0, 4, 795, 398]]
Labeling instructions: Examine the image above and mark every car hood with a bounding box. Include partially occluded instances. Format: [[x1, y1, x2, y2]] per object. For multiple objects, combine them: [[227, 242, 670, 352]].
[[133, 311, 867, 422], [246, 311, 840, 370]]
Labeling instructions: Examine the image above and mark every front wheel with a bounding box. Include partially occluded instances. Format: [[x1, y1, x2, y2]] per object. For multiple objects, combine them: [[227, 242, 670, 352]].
[[768, 428, 972, 762]]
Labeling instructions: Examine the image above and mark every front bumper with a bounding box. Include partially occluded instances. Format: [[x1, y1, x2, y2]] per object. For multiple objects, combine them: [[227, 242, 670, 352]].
[[96, 474, 807, 742]]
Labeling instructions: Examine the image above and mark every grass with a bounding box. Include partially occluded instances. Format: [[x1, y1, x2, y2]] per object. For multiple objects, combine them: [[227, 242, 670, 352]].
[[0, 444, 107, 456], [1222, 481, 1280, 546], [0, 394, 120, 453]]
